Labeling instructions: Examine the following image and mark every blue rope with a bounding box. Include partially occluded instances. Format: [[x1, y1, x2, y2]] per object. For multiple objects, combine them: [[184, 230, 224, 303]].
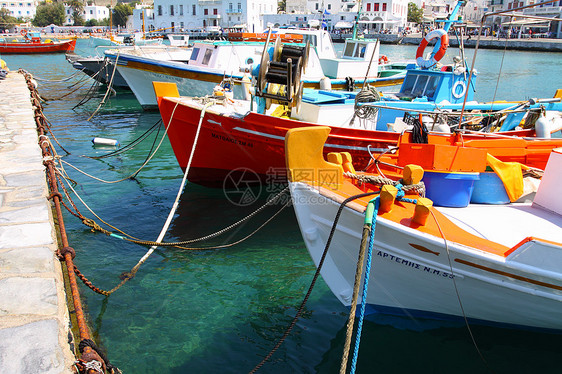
[[395, 183, 418, 204], [350, 197, 379, 374]]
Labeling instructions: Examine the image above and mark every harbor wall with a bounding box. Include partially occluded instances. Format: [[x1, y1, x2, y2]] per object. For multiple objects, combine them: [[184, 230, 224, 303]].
[[0, 71, 75, 373]]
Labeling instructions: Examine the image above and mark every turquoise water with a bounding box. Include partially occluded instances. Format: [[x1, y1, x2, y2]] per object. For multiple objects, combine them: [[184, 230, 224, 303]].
[[2, 39, 562, 373]]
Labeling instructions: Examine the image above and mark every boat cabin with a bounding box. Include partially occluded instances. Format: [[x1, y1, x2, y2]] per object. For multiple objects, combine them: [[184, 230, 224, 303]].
[[341, 38, 378, 60], [396, 68, 475, 104]]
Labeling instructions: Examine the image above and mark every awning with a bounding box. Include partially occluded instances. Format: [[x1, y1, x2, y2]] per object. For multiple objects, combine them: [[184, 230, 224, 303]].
[[233, 23, 247, 28], [358, 20, 400, 24], [502, 19, 550, 27], [334, 21, 353, 29]]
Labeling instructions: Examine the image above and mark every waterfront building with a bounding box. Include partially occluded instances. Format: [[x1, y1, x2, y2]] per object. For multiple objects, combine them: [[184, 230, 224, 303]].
[[63, 4, 110, 25], [131, 0, 277, 33], [0, 0, 38, 20], [487, 0, 561, 38], [264, 0, 412, 33]]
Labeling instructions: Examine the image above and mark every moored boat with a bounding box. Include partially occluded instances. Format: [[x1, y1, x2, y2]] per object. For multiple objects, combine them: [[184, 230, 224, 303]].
[[0, 31, 76, 54], [286, 125, 562, 331], [111, 29, 405, 109]]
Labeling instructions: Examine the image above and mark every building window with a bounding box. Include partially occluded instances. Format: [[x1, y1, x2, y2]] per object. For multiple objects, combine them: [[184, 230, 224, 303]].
[[229, 2, 232, 11], [238, 3, 241, 12], [382, 3, 386, 11], [374, 3, 379, 11], [328, 4, 331, 9], [170, 5, 174, 15], [204, 8, 208, 15], [180, 5, 183, 15], [157, 5, 162, 15], [366, 3, 371, 11], [213, 8, 217, 14], [315, 3, 319, 10], [193, 5, 196, 15]]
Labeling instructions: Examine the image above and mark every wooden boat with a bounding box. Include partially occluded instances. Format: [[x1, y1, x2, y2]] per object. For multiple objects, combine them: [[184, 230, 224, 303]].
[[154, 73, 562, 187], [109, 29, 405, 109], [0, 32, 76, 54], [66, 45, 191, 90], [286, 125, 562, 331]]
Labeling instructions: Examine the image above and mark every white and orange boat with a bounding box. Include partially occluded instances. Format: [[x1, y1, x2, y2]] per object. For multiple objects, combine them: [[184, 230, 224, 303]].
[[286, 126, 562, 331]]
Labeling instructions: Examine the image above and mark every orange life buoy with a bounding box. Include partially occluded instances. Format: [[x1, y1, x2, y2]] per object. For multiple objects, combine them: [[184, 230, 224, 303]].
[[20, 29, 27, 37], [416, 29, 449, 69], [378, 55, 389, 65]]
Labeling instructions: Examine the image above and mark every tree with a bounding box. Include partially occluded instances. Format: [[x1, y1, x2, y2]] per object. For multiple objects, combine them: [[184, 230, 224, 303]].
[[407, 2, 424, 24], [32, 2, 65, 27], [278, 0, 286, 13], [68, 0, 85, 26], [0, 8, 20, 29], [112, 3, 133, 27]]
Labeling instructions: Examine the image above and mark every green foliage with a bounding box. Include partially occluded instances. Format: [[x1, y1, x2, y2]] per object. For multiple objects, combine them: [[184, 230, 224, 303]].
[[73, 11, 85, 26], [0, 8, 20, 28], [278, 0, 286, 13], [407, 2, 424, 24], [32, 2, 65, 27], [85, 18, 109, 27], [112, 3, 133, 27]]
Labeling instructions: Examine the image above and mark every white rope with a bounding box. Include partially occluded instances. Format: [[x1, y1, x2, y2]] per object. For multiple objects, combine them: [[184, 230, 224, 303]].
[[133, 100, 213, 267]]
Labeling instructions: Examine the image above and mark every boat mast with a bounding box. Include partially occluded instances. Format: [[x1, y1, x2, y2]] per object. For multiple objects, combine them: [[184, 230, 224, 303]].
[[352, 0, 363, 39]]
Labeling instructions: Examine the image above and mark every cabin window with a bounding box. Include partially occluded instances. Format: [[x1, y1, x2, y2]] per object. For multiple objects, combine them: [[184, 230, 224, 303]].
[[355, 43, 367, 58], [401, 74, 440, 99], [190, 47, 200, 61], [344, 42, 355, 57], [202, 49, 213, 65]]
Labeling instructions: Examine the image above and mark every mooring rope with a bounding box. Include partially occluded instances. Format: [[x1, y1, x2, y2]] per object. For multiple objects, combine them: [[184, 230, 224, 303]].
[[33, 66, 86, 82], [87, 52, 120, 121], [429, 209, 494, 372], [58, 117, 169, 183], [249, 190, 380, 373], [82, 119, 163, 159], [340, 196, 379, 374]]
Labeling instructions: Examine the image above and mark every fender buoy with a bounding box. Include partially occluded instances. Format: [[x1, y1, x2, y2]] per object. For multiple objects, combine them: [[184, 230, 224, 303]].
[[416, 29, 449, 69], [378, 55, 389, 65], [452, 80, 467, 99]]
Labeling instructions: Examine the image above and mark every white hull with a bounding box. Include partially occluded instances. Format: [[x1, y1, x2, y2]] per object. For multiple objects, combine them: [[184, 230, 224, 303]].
[[289, 181, 562, 330], [116, 63, 246, 109]]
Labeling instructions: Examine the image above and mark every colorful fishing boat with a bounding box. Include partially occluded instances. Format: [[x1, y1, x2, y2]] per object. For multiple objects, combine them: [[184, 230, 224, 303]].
[[154, 73, 562, 187], [0, 31, 76, 54], [286, 125, 562, 331]]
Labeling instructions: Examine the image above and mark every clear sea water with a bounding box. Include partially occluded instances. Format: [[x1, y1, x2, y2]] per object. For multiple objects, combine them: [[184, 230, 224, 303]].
[[2, 39, 562, 373]]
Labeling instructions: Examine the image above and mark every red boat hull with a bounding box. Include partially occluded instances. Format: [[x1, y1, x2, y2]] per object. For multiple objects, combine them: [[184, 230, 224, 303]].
[[0, 39, 76, 54], [158, 97, 561, 188]]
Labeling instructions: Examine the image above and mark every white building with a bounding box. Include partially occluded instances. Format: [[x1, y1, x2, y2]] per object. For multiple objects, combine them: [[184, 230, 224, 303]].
[[0, 0, 38, 20], [132, 0, 277, 33], [486, 0, 561, 38], [264, 0, 412, 33], [64, 5, 109, 25]]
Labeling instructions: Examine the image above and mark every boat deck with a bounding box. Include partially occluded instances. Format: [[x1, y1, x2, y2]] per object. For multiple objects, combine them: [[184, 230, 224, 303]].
[[438, 203, 562, 249]]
